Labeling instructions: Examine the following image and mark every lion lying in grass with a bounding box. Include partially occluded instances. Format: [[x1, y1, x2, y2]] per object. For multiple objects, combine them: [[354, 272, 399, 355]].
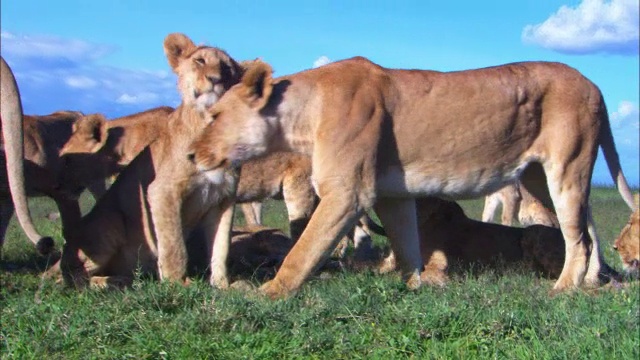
[[378, 197, 596, 285], [47, 225, 293, 288]]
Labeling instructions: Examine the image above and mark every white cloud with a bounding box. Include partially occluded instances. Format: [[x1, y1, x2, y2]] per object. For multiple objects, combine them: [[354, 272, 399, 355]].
[[1, 31, 115, 62], [522, 0, 639, 55], [313, 56, 331, 68], [0, 31, 179, 118], [64, 76, 98, 89], [116, 92, 160, 105]]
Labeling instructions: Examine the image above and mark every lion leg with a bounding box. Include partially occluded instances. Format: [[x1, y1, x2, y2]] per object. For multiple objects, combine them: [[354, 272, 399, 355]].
[[524, 163, 591, 291], [204, 200, 235, 289], [260, 193, 363, 299], [53, 196, 82, 242], [481, 193, 500, 223], [500, 185, 521, 226], [282, 171, 317, 243], [89, 276, 133, 289], [59, 221, 124, 289], [374, 198, 422, 290], [240, 202, 261, 226], [0, 198, 14, 251], [585, 206, 619, 284], [148, 184, 188, 282]]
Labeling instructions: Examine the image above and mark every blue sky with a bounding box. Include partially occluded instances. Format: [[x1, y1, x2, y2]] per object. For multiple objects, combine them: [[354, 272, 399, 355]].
[[1, 0, 638, 186]]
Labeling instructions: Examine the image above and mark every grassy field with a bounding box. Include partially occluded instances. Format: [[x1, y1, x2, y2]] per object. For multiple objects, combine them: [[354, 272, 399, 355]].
[[1, 187, 638, 359]]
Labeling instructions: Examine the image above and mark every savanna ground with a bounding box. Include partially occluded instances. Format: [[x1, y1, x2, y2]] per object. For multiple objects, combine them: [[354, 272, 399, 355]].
[[1, 187, 638, 359]]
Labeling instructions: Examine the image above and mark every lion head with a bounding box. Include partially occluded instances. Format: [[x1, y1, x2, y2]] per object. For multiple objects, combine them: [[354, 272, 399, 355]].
[[614, 195, 639, 277], [163, 33, 244, 113]]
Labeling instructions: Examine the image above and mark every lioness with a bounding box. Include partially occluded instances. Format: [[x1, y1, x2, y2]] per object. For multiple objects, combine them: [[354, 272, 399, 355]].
[[482, 181, 559, 228], [1, 56, 53, 254], [380, 197, 582, 285], [55, 33, 244, 289], [59, 111, 383, 246], [190, 58, 637, 298], [614, 194, 639, 277]]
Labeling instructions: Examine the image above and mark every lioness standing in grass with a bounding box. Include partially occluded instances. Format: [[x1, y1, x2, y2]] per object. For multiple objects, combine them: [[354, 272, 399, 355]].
[[190, 58, 637, 299]]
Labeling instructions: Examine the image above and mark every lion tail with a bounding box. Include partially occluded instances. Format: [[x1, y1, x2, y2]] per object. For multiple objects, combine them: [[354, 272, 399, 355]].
[[598, 99, 637, 211]]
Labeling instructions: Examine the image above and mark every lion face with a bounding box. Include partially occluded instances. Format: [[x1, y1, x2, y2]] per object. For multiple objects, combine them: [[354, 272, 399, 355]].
[[614, 209, 639, 276], [189, 60, 275, 175], [164, 33, 243, 113]]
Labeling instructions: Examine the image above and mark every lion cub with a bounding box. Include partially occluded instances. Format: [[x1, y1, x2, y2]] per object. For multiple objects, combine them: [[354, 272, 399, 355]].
[[380, 197, 570, 285], [52, 33, 244, 289]]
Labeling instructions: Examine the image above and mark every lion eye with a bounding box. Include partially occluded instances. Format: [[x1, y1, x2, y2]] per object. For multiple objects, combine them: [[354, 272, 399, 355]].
[[194, 57, 206, 66]]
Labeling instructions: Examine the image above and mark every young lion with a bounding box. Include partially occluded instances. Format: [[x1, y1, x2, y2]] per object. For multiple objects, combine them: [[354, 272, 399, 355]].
[[614, 194, 640, 277], [189, 58, 637, 298], [54, 33, 244, 289], [380, 197, 571, 285]]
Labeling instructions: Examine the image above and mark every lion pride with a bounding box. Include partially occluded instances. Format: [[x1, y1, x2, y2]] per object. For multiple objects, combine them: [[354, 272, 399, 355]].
[[190, 57, 637, 298]]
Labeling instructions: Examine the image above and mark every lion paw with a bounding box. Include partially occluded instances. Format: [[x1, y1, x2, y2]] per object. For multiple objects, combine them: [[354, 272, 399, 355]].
[[259, 279, 292, 300], [404, 271, 422, 291]]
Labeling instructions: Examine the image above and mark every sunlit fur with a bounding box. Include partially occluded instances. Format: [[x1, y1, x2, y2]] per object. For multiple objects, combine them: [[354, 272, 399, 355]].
[[190, 57, 636, 299], [46, 33, 245, 289], [614, 195, 640, 277]]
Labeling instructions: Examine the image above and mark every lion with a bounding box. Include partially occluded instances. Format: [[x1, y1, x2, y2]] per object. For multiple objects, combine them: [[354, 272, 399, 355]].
[[1, 56, 59, 255], [614, 194, 640, 277], [482, 181, 559, 228], [52, 33, 245, 289], [379, 197, 577, 285], [58, 106, 174, 186], [59, 110, 384, 247], [189, 58, 637, 298]]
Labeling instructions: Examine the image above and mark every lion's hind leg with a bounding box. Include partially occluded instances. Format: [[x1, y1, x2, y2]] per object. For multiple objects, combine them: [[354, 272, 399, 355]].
[[522, 162, 592, 292], [374, 198, 423, 290]]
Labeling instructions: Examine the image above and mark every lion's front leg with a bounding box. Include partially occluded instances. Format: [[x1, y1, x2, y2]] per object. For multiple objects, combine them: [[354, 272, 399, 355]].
[[202, 199, 235, 289], [374, 198, 423, 290], [260, 193, 363, 299], [148, 183, 188, 282]]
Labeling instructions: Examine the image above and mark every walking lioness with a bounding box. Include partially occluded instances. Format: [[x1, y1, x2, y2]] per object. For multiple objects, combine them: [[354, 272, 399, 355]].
[[190, 58, 637, 298]]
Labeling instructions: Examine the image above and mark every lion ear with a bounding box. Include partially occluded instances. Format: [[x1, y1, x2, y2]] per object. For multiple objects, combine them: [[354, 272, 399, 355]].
[[77, 114, 108, 152], [240, 60, 273, 108], [164, 33, 197, 72]]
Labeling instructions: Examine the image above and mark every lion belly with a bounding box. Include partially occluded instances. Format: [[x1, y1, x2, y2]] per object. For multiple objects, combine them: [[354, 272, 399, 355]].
[[376, 162, 529, 200]]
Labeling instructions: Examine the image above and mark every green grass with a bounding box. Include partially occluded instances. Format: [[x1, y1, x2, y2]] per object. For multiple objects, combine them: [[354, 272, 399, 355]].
[[1, 188, 639, 359]]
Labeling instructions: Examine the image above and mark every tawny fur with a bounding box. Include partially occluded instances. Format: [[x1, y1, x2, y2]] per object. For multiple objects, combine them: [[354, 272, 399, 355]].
[[0, 56, 52, 254], [614, 194, 640, 277], [46, 225, 295, 288], [1, 82, 107, 254], [58, 107, 315, 242], [50, 33, 244, 289], [482, 181, 559, 228], [379, 197, 570, 286], [190, 58, 636, 299]]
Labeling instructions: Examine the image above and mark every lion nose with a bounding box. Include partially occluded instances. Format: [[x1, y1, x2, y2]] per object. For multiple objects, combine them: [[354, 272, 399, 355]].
[[187, 152, 196, 163], [207, 75, 220, 85]]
